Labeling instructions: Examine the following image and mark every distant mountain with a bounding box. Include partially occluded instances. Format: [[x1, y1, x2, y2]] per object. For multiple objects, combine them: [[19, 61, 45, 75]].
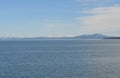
[[24, 34, 108, 39], [73, 34, 108, 39], [0, 34, 109, 40], [104, 37, 120, 39]]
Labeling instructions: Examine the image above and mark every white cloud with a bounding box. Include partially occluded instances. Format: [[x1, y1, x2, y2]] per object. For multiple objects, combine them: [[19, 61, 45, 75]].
[[75, 0, 120, 8], [78, 6, 120, 36]]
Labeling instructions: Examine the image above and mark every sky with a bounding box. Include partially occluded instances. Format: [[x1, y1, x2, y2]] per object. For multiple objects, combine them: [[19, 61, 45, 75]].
[[0, 0, 120, 37]]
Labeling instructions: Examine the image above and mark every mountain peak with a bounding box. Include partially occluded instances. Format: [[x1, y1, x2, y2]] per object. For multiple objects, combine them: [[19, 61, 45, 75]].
[[74, 34, 107, 39]]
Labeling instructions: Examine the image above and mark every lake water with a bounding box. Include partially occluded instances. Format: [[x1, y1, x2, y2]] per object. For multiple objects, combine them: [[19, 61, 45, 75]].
[[0, 39, 120, 78]]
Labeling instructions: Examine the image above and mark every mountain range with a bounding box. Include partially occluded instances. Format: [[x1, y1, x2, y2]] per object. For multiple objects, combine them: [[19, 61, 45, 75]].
[[24, 34, 108, 39], [1, 34, 120, 40], [73, 34, 107, 39]]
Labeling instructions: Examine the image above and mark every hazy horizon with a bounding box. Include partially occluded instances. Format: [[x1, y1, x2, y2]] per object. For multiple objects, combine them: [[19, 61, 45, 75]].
[[0, 0, 120, 37]]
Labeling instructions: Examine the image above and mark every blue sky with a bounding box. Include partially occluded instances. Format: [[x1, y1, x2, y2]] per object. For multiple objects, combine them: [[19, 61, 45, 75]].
[[0, 0, 120, 37]]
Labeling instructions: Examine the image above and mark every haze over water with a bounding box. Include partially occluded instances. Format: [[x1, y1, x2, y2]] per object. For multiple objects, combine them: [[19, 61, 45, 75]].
[[0, 39, 120, 78]]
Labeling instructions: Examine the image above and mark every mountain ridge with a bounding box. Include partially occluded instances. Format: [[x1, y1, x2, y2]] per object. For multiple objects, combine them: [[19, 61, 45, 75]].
[[0, 34, 108, 39]]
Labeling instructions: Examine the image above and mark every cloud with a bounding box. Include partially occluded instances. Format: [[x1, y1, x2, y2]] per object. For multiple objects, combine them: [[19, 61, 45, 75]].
[[77, 6, 120, 36], [75, 0, 120, 8]]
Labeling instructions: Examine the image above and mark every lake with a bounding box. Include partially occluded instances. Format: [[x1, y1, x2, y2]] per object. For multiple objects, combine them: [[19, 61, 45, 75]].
[[0, 39, 120, 78]]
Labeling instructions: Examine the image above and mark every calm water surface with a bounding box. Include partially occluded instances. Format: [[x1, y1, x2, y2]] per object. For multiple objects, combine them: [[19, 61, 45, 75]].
[[0, 39, 120, 78]]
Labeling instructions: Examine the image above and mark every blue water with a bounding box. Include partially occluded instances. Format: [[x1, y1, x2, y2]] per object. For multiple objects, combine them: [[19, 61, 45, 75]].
[[0, 39, 120, 78]]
